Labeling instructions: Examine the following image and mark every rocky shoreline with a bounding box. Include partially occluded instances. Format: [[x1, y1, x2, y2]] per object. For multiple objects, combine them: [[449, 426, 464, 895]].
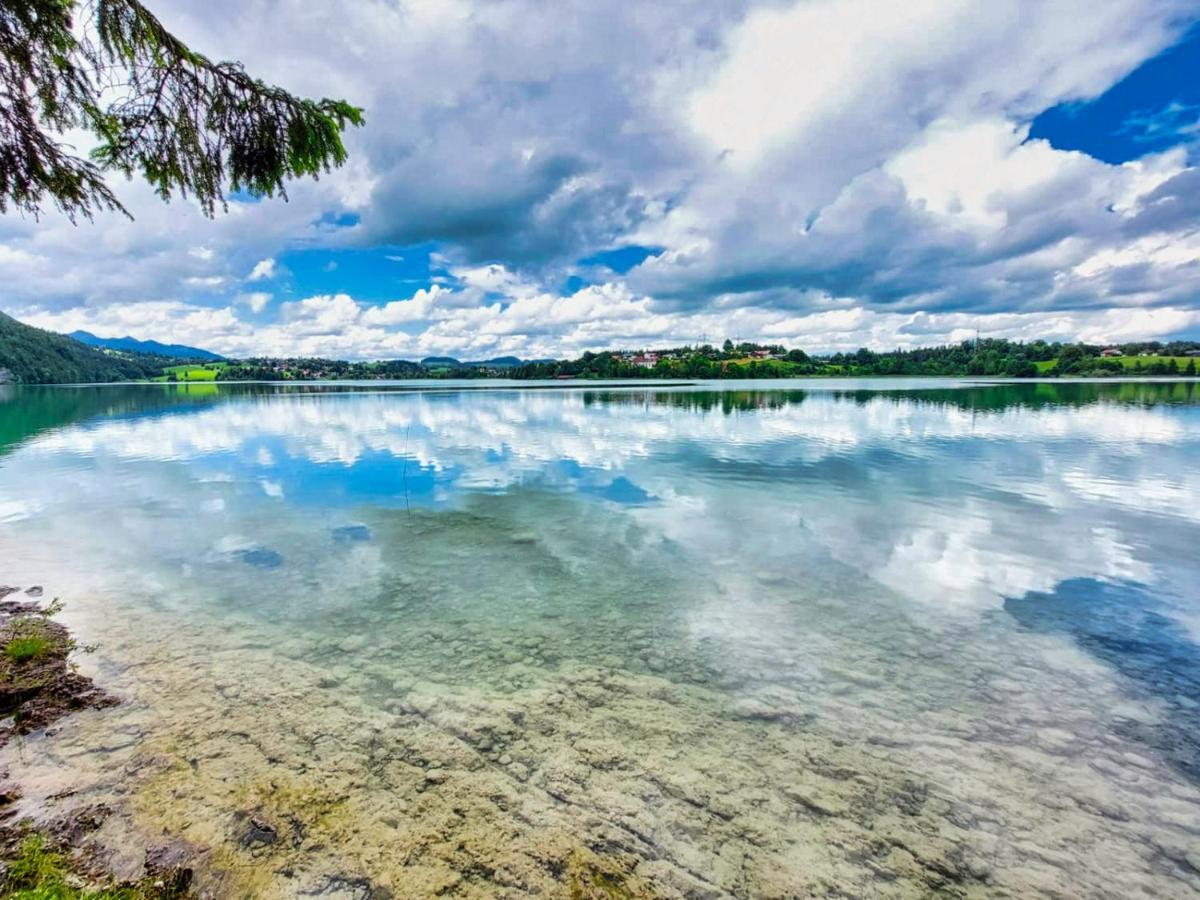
[[0, 587, 665, 900], [0, 586, 195, 898]]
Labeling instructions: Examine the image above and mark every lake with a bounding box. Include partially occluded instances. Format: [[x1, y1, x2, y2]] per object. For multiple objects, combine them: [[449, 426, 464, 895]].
[[1, 379, 1198, 898]]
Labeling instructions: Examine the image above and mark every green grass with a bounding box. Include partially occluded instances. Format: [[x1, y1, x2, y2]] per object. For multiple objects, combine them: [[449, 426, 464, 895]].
[[1037, 355, 1196, 373], [151, 363, 226, 383], [2, 835, 143, 899], [722, 358, 803, 373], [1108, 355, 1195, 369], [5, 634, 52, 663]]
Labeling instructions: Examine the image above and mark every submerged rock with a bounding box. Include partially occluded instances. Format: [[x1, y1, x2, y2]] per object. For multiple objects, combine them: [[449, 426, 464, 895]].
[[337, 635, 369, 653], [236, 547, 284, 569], [300, 874, 392, 899], [332, 525, 373, 544], [240, 816, 280, 848], [0, 600, 117, 745], [144, 842, 195, 894], [782, 783, 850, 818]]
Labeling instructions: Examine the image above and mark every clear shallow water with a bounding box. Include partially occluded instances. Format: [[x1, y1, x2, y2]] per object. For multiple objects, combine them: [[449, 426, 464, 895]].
[[0, 379, 1199, 898]]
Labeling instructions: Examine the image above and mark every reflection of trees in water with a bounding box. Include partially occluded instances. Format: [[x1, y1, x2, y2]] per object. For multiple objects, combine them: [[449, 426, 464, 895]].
[[3, 381, 1197, 457], [834, 381, 1200, 412], [582, 389, 808, 414], [585, 381, 1200, 415], [0, 381, 395, 456], [0, 384, 225, 456]]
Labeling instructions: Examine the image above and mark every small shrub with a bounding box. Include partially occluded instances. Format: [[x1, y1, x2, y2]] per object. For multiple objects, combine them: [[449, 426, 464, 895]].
[[5, 634, 52, 664]]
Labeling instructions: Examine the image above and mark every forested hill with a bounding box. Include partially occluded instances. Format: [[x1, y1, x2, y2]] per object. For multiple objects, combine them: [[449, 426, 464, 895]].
[[0, 311, 167, 384]]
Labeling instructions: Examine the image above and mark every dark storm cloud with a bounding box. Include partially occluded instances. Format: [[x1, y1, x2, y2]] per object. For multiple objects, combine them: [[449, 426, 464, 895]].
[[1126, 168, 1200, 234]]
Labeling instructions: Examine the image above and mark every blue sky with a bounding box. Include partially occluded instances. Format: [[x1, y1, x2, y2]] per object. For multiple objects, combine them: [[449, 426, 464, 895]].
[[1030, 24, 1200, 164], [271, 245, 443, 305], [2, 0, 1200, 358]]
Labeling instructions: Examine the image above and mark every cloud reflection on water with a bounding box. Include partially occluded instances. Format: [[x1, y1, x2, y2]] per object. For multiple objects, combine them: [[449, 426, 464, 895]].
[[9, 381, 1199, 620], [2, 381, 1200, 895]]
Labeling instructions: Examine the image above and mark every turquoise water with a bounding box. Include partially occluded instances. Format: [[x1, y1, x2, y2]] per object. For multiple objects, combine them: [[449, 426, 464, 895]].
[[0, 379, 1198, 898]]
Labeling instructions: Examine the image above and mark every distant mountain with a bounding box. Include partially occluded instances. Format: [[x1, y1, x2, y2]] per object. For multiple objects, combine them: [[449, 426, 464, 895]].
[[466, 356, 523, 368], [69, 330, 223, 361], [419, 355, 544, 369], [0, 311, 166, 384]]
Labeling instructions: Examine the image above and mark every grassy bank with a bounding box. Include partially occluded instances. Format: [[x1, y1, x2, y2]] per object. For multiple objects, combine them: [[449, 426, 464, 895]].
[[0, 833, 191, 899], [0, 590, 194, 898]]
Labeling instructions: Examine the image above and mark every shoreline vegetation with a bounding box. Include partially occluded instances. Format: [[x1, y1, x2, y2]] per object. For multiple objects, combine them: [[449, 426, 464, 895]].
[[3, 310, 1199, 385], [206, 338, 1200, 383], [0, 588, 194, 899]]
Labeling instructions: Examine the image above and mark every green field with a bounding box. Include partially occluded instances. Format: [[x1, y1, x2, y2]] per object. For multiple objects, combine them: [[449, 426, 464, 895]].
[[1036, 355, 1196, 373], [152, 363, 227, 382], [1108, 355, 1195, 369]]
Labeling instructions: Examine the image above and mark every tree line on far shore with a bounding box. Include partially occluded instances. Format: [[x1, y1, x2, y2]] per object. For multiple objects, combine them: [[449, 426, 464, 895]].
[[5, 314, 1200, 384], [505, 339, 1200, 380]]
